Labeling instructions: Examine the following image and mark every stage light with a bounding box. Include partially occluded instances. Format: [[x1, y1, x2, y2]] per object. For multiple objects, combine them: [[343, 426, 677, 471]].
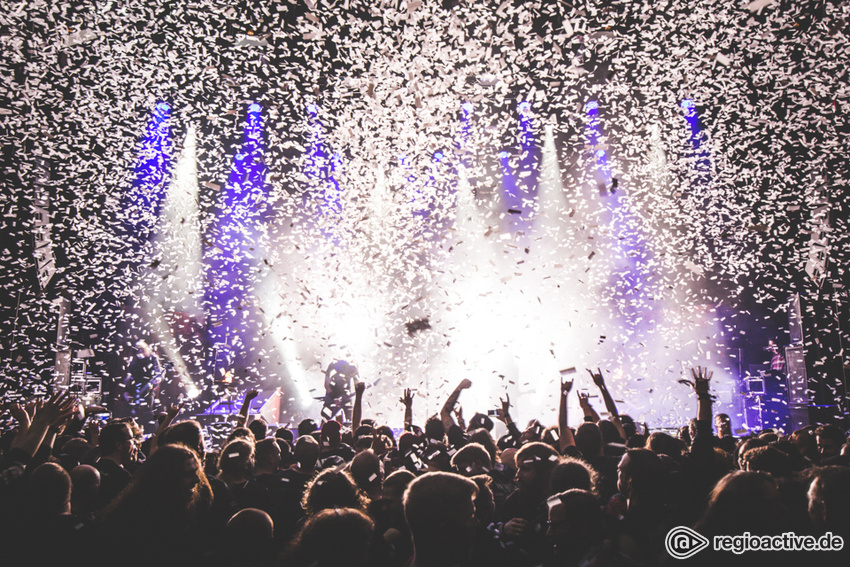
[[518, 101, 531, 114], [585, 100, 599, 112], [433, 151, 443, 162], [306, 103, 318, 115], [249, 102, 262, 114], [499, 150, 509, 160], [461, 102, 473, 114]]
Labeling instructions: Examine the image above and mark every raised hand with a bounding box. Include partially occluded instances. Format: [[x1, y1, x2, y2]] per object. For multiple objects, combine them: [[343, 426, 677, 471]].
[[165, 403, 183, 420], [9, 403, 31, 431], [35, 391, 78, 427], [561, 378, 574, 397], [355, 381, 366, 396], [496, 394, 512, 424], [587, 367, 606, 388], [399, 388, 414, 407], [577, 391, 591, 407], [458, 379, 472, 390], [245, 389, 260, 401], [690, 366, 712, 395]]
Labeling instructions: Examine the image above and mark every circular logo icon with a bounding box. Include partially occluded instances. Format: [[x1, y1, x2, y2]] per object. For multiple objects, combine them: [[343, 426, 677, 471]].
[[665, 526, 710, 559]]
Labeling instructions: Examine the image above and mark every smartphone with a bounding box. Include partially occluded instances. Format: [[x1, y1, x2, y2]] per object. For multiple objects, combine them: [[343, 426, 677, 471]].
[[487, 409, 500, 417]]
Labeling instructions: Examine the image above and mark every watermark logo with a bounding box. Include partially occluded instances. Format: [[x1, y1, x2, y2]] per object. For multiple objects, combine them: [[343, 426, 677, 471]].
[[665, 526, 710, 559]]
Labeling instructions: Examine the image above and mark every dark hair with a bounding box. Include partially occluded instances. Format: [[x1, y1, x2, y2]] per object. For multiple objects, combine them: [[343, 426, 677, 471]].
[[424, 416, 445, 442], [294, 436, 320, 471], [248, 418, 268, 442], [695, 471, 785, 536], [302, 469, 368, 517], [451, 442, 492, 473], [160, 421, 204, 457], [549, 456, 598, 496], [467, 428, 498, 463], [287, 508, 374, 567], [99, 422, 132, 454], [574, 423, 603, 458]]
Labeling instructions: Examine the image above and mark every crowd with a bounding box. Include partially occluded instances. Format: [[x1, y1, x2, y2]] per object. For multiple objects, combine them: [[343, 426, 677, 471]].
[[1, 367, 848, 566]]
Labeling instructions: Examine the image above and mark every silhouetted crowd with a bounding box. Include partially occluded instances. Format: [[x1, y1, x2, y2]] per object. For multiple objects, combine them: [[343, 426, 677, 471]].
[[1, 367, 848, 566]]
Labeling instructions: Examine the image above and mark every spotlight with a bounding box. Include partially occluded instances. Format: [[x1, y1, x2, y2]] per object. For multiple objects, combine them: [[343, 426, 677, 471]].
[[433, 151, 444, 162], [306, 103, 318, 115], [461, 102, 474, 114], [248, 102, 262, 114], [499, 150, 509, 159], [518, 101, 531, 114], [585, 100, 599, 112]]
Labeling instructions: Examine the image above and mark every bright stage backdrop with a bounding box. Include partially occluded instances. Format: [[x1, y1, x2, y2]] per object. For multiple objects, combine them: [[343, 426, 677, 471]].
[[1, 0, 848, 428]]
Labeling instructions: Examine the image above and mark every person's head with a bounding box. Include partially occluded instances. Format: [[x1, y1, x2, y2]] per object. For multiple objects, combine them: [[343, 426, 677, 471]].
[[422, 442, 451, 472], [302, 469, 368, 517], [159, 420, 205, 457], [404, 472, 478, 567], [737, 437, 768, 470], [218, 439, 255, 483], [103, 443, 209, 521], [598, 420, 624, 445], [499, 447, 518, 474], [288, 508, 374, 567], [223, 508, 275, 561], [715, 413, 732, 437], [617, 449, 666, 506], [254, 438, 282, 474], [376, 425, 396, 448], [619, 415, 637, 439], [742, 445, 792, 477], [294, 435, 320, 472], [248, 418, 269, 442], [677, 426, 691, 447], [424, 416, 445, 443], [380, 469, 415, 524], [791, 428, 819, 461], [70, 464, 100, 516], [224, 426, 254, 448], [695, 470, 786, 536], [646, 431, 685, 459], [320, 420, 342, 450], [815, 425, 846, 460], [275, 427, 294, 444], [521, 419, 544, 443], [298, 419, 318, 438], [807, 465, 850, 535], [451, 442, 492, 477], [467, 428, 498, 464], [514, 442, 560, 497], [25, 462, 72, 516], [99, 421, 134, 462], [549, 456, 598, 496], [467, 413, 494, 433], [574, 423, 604, 458], [547, 489, 605, 556], [470, 474, 495, 526], [350, 449, 383, 496]]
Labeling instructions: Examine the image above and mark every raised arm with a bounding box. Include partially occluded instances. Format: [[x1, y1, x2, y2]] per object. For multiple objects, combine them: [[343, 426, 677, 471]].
[[11, 391, 77, 458], [235, 389, 259, 428], [351, 381, 365, 432], [441, 379, 471, 432], [149, 403, 183, 454], [496, 393, 521, 444], [577, 391, 600, 423], [399, 388, 414, 431], [588, 368, 627, 441], [558, 378, 577, 453], [683, 366, 715, 458]]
